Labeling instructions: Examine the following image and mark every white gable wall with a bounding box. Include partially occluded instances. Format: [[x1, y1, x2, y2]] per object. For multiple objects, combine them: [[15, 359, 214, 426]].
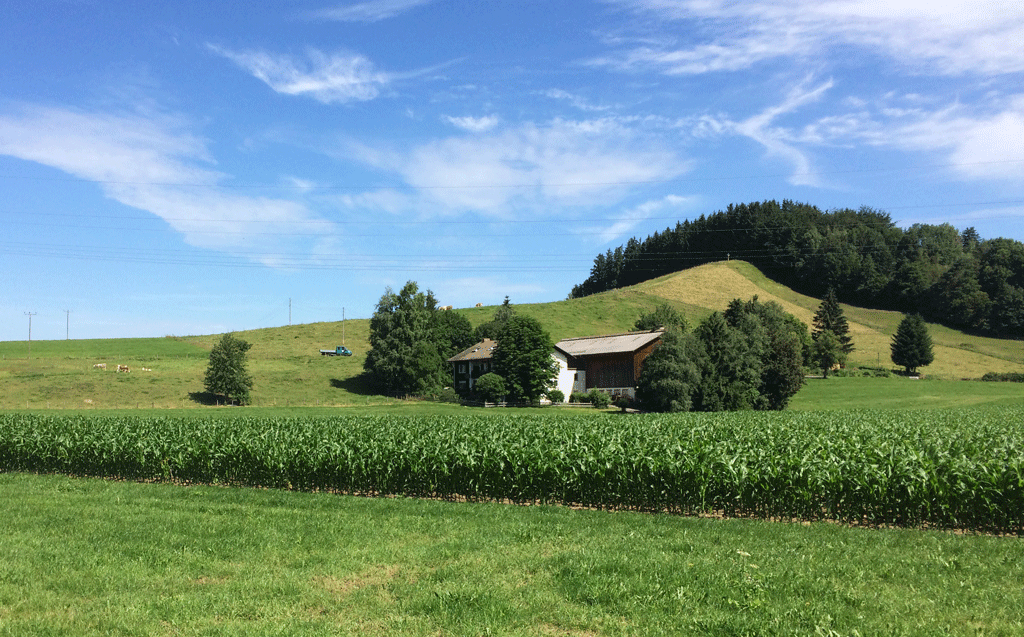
[[551, 350, 575, 402]]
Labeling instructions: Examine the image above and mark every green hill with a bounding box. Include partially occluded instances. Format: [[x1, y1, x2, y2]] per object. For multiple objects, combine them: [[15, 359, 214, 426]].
[[1, 261, 1021, 409]]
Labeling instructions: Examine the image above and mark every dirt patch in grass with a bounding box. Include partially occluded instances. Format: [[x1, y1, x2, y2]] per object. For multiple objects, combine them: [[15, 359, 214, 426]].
[[312, 565, 402, 599]]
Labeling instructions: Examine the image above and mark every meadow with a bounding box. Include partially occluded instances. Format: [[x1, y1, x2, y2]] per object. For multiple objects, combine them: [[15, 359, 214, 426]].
[[2, 468, 1023, 636], [1, 261, 1021, 410]]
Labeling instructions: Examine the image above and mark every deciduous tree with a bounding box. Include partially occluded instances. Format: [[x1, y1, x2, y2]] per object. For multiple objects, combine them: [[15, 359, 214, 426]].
[[634, 303, 687, 332], [203, 333, 254, 405], [364, 281, 446, 395]]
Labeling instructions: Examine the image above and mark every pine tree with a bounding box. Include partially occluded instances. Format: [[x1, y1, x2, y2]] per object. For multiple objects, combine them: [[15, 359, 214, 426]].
[[891, 313, 934, 375], [812, 288, 854, 356]]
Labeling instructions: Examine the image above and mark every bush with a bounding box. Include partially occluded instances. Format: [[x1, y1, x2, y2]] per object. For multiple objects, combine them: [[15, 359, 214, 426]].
[[474, 373, 507, 403], [835, 366, 892, 378], [588, 389, 611, 409], [613, 395, 633, 411], [569, 392, 591, 404], [981, 372, 1024, 383], [436, 387, 461, 403], [546, 389, 565, 404]]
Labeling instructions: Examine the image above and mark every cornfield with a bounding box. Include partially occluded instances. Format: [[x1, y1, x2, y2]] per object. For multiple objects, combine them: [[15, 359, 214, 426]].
[[2, 408, 1021, 532]]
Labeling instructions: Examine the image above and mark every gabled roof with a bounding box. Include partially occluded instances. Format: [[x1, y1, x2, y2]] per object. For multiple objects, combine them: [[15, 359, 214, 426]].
[[447, 338, 497, 363], [554, 329, 663, 357]]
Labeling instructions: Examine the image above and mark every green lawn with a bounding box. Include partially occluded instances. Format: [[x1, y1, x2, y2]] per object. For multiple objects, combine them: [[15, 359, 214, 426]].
[[2, 472, 1022, 636], [791, 376, 1024, 410]]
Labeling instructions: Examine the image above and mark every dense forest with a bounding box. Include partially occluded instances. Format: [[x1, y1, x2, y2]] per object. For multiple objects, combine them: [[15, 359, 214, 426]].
[[570, 200, 1024, 338]]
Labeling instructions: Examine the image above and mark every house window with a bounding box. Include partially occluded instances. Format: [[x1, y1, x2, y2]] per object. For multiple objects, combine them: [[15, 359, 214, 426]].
[[458, 363, 467, 373]]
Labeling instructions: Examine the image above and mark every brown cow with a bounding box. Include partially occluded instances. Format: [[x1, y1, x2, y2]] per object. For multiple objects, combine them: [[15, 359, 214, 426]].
[[117, 365, 130, 373]]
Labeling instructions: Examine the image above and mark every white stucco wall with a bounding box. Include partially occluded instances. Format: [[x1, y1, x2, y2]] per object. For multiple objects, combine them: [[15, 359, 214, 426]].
[[551, 350, 575, 402]]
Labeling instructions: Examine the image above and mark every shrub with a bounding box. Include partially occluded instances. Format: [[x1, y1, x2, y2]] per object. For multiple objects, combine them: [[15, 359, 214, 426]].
[[569, 392, 591, 404], [588, 389, 611, 409], [436, 387, 461, 403], [474, 373, 507, 403], [981, 372, 1024, 382], [546, 389, 565, 404], [613, 395, 633, 411]]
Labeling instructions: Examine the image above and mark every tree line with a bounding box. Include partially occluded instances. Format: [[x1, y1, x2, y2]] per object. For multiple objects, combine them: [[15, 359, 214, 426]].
[[570, 200, 1024, 338]]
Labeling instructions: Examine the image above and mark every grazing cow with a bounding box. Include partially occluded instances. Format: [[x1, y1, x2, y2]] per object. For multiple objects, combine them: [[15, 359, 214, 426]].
[[117, 365, 130, 373], [475, 303, 483, 307], [92, 363, 106, 370], [440, 305, 452, 311], [140, 367, 152, 372]]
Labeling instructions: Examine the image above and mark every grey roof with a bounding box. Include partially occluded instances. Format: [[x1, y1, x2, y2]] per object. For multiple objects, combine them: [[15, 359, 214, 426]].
[[447, 338, 497, 363], [554, 329, 663, 357]]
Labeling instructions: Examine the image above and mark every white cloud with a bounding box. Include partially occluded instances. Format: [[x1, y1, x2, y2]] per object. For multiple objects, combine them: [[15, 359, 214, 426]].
[[209, 46, 389, 104], [443, 115, 500, 133], [696, 79, 834, 186], [598, 0, 1024, 76], [309, 0, 433, 22], [591, 194, 694, 244], [542, 89, 612, 112], [0, 105, 334, 260], [883, 97, 1024, 181], [790, 93, 1024, 182], [346, 118, 690, 217]]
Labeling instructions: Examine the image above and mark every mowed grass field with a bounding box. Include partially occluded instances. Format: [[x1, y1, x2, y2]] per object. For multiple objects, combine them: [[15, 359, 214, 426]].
[[1, 260, 1021, 410], [2, 469, 1023, 637]]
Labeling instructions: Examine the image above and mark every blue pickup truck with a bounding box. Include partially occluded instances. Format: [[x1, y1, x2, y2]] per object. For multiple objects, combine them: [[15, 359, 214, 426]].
[[319, 346, 352, 356]]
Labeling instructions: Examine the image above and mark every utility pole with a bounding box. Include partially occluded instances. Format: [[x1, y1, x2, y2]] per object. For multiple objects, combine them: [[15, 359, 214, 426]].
[[65, 309, 71, 340], [342, 307, 345, 346], [289, 298, 292, 325], [25, 312, 36, 359]]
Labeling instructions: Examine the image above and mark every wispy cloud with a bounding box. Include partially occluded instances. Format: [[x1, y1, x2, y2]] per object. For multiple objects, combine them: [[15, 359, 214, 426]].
[[695, 78, 834, 186], [881, 97, 1024, 181], [597, 0, 1024, 76], [541, 89, 612, 112], [789, 93, 1024, 182], [592, 194, 694, 244], [209, 45, 390, 104], [308, 0, 434, 22], [0, 105, 334, 261], [345, 118, 690, 217], [443, 114, 500, 133]]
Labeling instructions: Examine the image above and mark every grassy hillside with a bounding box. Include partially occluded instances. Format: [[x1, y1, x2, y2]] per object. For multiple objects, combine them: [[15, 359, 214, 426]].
[[1, 261, 1021, 409], [632, 261, 1024, 379]]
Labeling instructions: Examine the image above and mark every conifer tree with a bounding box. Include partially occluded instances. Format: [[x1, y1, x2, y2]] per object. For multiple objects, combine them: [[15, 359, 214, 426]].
[[812, 288, 854, 356], [891, 313, 934, 375]]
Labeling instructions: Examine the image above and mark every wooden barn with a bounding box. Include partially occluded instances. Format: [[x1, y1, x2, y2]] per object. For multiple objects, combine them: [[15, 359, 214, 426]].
[[553, 329, 664, 400]]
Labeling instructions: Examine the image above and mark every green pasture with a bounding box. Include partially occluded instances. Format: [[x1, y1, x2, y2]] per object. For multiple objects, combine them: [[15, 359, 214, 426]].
[[791, 376, 1024, 410], [2, 472, 1022, 636], [1, 260, 1021, 410]]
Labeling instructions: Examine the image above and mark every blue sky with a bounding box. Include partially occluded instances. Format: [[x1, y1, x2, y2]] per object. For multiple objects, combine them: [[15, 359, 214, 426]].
[[2, 0, 1023, 341]]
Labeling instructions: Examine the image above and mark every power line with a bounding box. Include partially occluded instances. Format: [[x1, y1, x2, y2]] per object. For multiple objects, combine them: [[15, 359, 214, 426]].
[[2, 199, 1022, 228], [0, 158, 1022, 190]]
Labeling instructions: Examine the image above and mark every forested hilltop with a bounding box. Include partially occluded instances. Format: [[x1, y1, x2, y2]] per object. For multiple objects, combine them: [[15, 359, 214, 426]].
[[570, 200, 1024, 338]]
